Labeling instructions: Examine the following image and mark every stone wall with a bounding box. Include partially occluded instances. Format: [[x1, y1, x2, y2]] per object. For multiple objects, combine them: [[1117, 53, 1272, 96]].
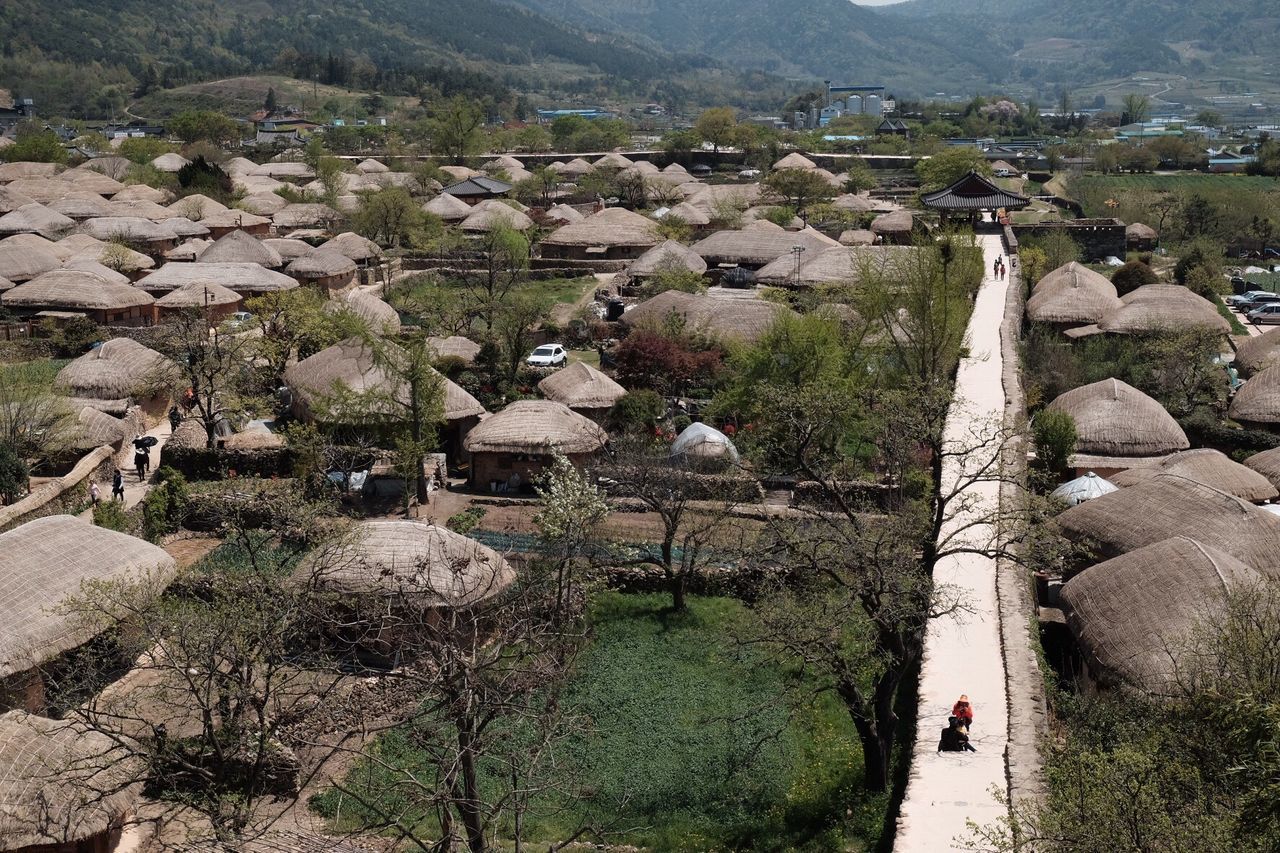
[[0, 445, 114, 532], [1012, 219, 1126, 261]]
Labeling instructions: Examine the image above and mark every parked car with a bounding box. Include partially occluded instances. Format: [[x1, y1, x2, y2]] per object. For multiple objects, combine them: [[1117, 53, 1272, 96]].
[[1236, 293, 1280, 312], [226, 311, 254, 329], [526, 343, 567, 367], [1248, 304, 1280, 325]]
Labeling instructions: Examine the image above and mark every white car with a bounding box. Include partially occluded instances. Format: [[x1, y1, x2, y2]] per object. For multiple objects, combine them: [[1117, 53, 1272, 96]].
[[526, 344, 567, 367]]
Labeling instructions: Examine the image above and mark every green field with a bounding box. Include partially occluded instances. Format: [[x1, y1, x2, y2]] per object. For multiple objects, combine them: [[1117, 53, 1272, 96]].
[[1071, 174, 1280, 216], [313, 593, 887, 851], [131, 75, 419, 122]]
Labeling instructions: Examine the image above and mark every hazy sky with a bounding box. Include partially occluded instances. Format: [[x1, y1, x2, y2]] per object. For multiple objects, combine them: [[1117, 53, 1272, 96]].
[[851, 0, 905, 5]]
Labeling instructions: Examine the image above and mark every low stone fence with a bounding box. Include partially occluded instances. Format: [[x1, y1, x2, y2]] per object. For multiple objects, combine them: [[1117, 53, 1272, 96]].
[[161, 444, 295, 480], [0, 446, 114, 532]]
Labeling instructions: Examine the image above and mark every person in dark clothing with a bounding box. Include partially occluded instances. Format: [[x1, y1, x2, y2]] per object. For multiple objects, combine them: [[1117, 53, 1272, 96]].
[[938, 716, 976, 753], [134, 450, 147, 482], [112, 468, 125, 501], [168, 406, 182, 431]]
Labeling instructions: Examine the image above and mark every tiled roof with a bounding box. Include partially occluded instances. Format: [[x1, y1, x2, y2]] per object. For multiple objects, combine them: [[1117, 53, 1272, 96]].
[[921, 170, 1031, 211]]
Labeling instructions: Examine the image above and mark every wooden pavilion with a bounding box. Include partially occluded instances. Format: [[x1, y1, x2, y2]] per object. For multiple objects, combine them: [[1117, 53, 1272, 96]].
[[921, 170, 1030, 223]]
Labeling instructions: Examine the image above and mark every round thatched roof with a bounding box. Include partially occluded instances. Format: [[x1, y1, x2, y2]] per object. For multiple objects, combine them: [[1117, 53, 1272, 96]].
[[1032, 262, 1115, 296], [427, 335, 481, 364], [104, 198, 175, 221], [151, 152, 191, 172], [0, 515, 176, 679], [262, 238, 314, 261], [197, 209, 272, 232], [537, 361, 627, 410], [0, 186, 36, 214], [137, 261, 298, 294], [1026, 263, 1123, 325], [625, 240, 708, 279], [832, 193, 876, 213], [0, 161, 61, 182], [593, 152, 634, 170], [422, 192, 472, 221], [1098, 284, 1230, 335], [111, 183, 171, 204], [60, 258, 132, 284], [56, 337, 175, 399], [197, 230, 283, 267], [70, 405, 128, 450], [1230, 363, 1280, 425], [542, 207, 660, 249], [287, 250, 357, 279], [1233, 326, 1280, 377], [544, 204, 583, 225], [317, 232, 383, 262], [238, 192, 289, 216], [2, 269, 155, 312], [772, 153, 817, 170], [870, 210, 913, 236], [0, 237, 60, 281], [284, 338, 484, 422], [164, 238, 213, 262], [1126, 222, 1158, 241], [460, 201, 534, 233], [1060, 536, 1260, 694], [80, 216, 179, 243], [1045, 378, 1188, 457], [155, 279, 242, 309], [1244, 446, 1280, 490], [464, 399, 608, 455], [1056, 473, 1280, 576], [356, 158, 390, 174], [299, 520, 514, 609], [838, 229, 876, 246], [59, 167, 126, 196], [273, 203, 342, 230], [167, 193, 228, 220], [2, 179, 68, 205], [1108, 448, 1278, 502], [622, 289, 791, 344], [325, 290, 400, 334], [0, 710, 143, 849], [68, 242, 156, 274], [158, 216, 210, 238], [482, 155, 524, 174], [0, 203, 75, 238], [46, 191, 114, 220]]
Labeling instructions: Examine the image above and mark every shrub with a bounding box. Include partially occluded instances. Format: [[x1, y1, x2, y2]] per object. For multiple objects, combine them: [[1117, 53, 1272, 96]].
[[0, 443, 28, 504], [446, 506, 487, 535], [1173, 239, 1223, 285], [141, 467, 191, 542], [92, 500, 129, 532], [1033, 409, 1077, 474], [1111, 261, 1159, 296], [433, 355, 467, 378], [609, 390, 666, 433], [637, 267, 707, 300]]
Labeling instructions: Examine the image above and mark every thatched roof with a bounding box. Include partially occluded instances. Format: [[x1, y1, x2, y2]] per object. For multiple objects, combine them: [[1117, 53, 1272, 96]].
[[437, 165, 483, 182], [1229, 363, 1280, 425], [104, 198, 175, 221], [53, 233, 106, 259], [137, 262, 298, 294], [1233, 326, 1280, 377], [110, 183, 170, 204], [460, 201, 534, 233], [482, 155, 525, 174], [284, 338, 484, 422], [159, 216, 211, 238], [537, 361, 626, 410], [1109, 449, 1278, 503], [1026, 262, 1123, 325], [155, 279, 242, 309], [542, 207, 660, 249], [151, 152, 191, 172], [80, 216, 179, 244], [755, 245, 914, 287], [68, 243, 155, 274], [422, 192, 472, 221], [196, 230, 283, 267], [1098, 284, 1230, 335], [318, 232, 383, 262], [683, 184, 760, 217], [249, 161, 314, 179], [870, 210, 914, 236], [1245, 446, 1280, 489], [325, 290, 400, 334], [1060, 536, 1260, 694], [356, 157, 390, 174], [544, 204, 584, 225], [427, 335, 481, 364], [167, 194, 228, 220], [1126, 222, 1158, 241], [0, 515, 175, 678], [46, 191, 114, 220], [273, 203, 342, 229], [1056, 474, 1280, 576], [621, 290, 792, 344], [660, 201, 709, 227], [70, 405, 128, 450], [0, 186, 36, 214], [0, 275, 12, 292], [198, 209, 272, 232], [263, 237, 315, 261], [0, 162, 61, 182], [300, 520, 514, 608], [56, 337, 174, 399], [0, 237, 60, 281], [464, 399, 608, 455], [164, 238, 212, 262], [0, 710, 143, 849], [690, 227, 840, 267], [625, 240, 708, 278], [553, 158, 592, 177], [773, 153, 817, 170], [60, 259, 131, 284], [831, 193, 876, 213], [0, 203, 75, 238], [2, 269, 155, 312], [238, 192, 290, 216], [287, 250, 356, 280], [592, 153, 634, 171], [838, 229, 876, 246], [1045, 378, 1189, 457]]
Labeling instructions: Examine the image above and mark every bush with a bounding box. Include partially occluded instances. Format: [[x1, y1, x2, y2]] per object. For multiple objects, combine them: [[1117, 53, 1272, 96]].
[[141, 467, 191, 542], [433, 355, 467, 378], [608, 390, 666, 433], [446, 506, 486, 535], [1173, 239, 1223, 285], [92, 499, 129, 532], [0, 443, 29, 504], [1033, 409, 1077, 474], [637, 267, 707, 300], [1111, 260, 1159, 296]]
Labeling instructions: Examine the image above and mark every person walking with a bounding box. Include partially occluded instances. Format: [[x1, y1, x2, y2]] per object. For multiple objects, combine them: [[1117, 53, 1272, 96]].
[[992, 257, 1000, 278], [111, 468, 125, 501], [89, 481, 100, 506]]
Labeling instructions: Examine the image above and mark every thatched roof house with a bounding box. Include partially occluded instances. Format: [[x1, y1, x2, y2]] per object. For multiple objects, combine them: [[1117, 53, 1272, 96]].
[[464, 399, 608, 488], [197, 230, 284, 267], [47, 191, 114, 221], [1055, 474, 1280, 576], [624, 240, 708, 279], [0, 515, 175, 702], [540, 208, 661, 260], [318, 232, 383, 264], [262, 237, 314, 261], [1245, 446, 1280, 489], [68, 405, 128, 452], [0, 238, 59, 282], [104, 199, 176, 221], [0, 204, 75, 239], [150, 152, 191, 172], [755, 245, 913, 287], [249, 161, 315, 180], [164, 238, 213, 262], [1125, 222, 1158, 249], [1108, 448, 1278, 503], [0, 162, 61, 182], [0, 710, 142, 849], [838, 229, 876, 246], [423, 192, 473, 222], [870, 210, 915, 244], [1233, 326, 1280, 377], [167, 193, 228, 221], [772, 153, 817, 170], [460, 200, 535, 233], [300, 520, 514, 610], [1059, 536, 1260, 694], [155, 279, 242, 320], [286, 250, 357, 291], [111, 183, 170, 204], [1045, 378, 1189, 458], [239, 192, 290, 216], [79, 216, 180, 250], [1026, 262, 1123, 326], [690, 226, 839, 269], [544, 204, 583, 225], [56, 337, 174, 402], [137, 261, 298, 295], [1, 269, 156, 325], [325, 290, 401, 335], [0, 186, 35, 215], [273, 203, 342, 230], [1229, 363, 1280, 426], [622, 290, 790, 344], [198, 208, 272, 238], [1097, 284, 1230, 336], [537, 361, 626, 415], [159, 216, 212, 238], [427, 335, 481, 365]]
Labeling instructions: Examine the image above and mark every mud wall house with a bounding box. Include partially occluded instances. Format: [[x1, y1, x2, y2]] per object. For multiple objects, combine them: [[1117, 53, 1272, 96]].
[[688, 223, 840, 271], [537, 361, 627, 422], [1043, 378, 1189, 478], [0, 515, 176, 713], [55, 337, 176, 416], [286, 250, 357, 294], [0, 270, 156, 326], [463, 399, 609, 491], [154, 279, 242, 323], [539, 208, 662, 262], [135, 261, 298, 299]]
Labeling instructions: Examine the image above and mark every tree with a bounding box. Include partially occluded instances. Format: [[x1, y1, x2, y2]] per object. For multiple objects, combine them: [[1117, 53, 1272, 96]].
[[695, 107, 737, 154], [351, 186, 427, 248], [167, 110, 240, 145], [263, 86, 278, 114], [914, 146, 991, 192], [1111, 260, 1159, 296], [459, 224, 531, 330], [1032, 409, 1077, 474], [1195, 109, 1222, 128], [512, 124, 553, 153], [613, 329, 723, 397], [842, 157, 877, 193], [157, 310, 253, 449], [429, 96, 486, 165], [534, 453, 609, 622], [245, 288, 363, 379], [487, 294, 545, 392], [1121, 93, 1152, 125], [303, 137, 346, 206], [1, 122, 67, 164], [0, 363, 78, 461], [762, 168, 836, 213], [0, 442, 29, 504], [176, 156, 233, 200]]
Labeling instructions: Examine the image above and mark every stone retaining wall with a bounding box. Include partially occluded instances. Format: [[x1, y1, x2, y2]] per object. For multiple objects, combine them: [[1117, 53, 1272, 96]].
[[0, 445, 114, 532]]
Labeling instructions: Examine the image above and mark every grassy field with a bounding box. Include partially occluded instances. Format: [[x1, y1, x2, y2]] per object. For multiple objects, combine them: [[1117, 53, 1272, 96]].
[[131, 75, 418, 121], [0, 358, 70, 385], [394, 275, 598, 321], [313, 593, 888, 851], [1071, 174, 1280, 218]]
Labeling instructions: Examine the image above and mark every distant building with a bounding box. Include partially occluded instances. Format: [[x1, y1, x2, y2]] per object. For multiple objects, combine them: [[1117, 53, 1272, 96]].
[[255, 116, 321, 146], [536, 108, 616, 124], [441, 176, 514, 205], [876, 118, 909, 136], [0, 96, 34, 130], [1207, 149, 1255, 173]]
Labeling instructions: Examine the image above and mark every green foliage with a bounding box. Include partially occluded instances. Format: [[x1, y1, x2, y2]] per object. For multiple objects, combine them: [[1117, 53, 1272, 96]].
[[176, 155, 233, 199], [695, 106, 737, 152], [141, 467, 191, 542], [445, 505, 487, 534], [1110, 260, 1158, 296], [1021, 231, 1081, 271], [760, 205, 798, 226], [637, 266, 707, 299], [92, 498, 129, 532], [0, 443, 29, 504], [1031, 409, 1076, 474], [351, 186, 431, 248], [842, 157, 877, 194], [914, 147, 991, 192], [1, 123, 67, 164], [427, 95, 486, 165], [762, 168, 835, 212], [43, 316, 100, 358], [167, 110, 241, 145], [1174, 238, 1224, 286], [549, 115, 630, 153], [608, 390, 666, 433]]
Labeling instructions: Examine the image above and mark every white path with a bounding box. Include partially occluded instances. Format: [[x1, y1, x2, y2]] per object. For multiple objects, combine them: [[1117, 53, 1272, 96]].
[[895, 232, 1013, 851]]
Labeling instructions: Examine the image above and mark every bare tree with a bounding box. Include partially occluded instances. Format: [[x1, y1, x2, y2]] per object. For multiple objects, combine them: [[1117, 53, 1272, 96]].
[[155, 309, 256, 449]]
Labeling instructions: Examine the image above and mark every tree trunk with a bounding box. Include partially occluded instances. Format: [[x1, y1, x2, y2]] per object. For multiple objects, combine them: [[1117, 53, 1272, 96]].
[[456, 723, 486, 853]]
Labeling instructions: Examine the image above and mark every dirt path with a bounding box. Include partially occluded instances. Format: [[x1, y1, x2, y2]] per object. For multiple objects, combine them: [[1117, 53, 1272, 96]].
[[79, 420, 173, 519]]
